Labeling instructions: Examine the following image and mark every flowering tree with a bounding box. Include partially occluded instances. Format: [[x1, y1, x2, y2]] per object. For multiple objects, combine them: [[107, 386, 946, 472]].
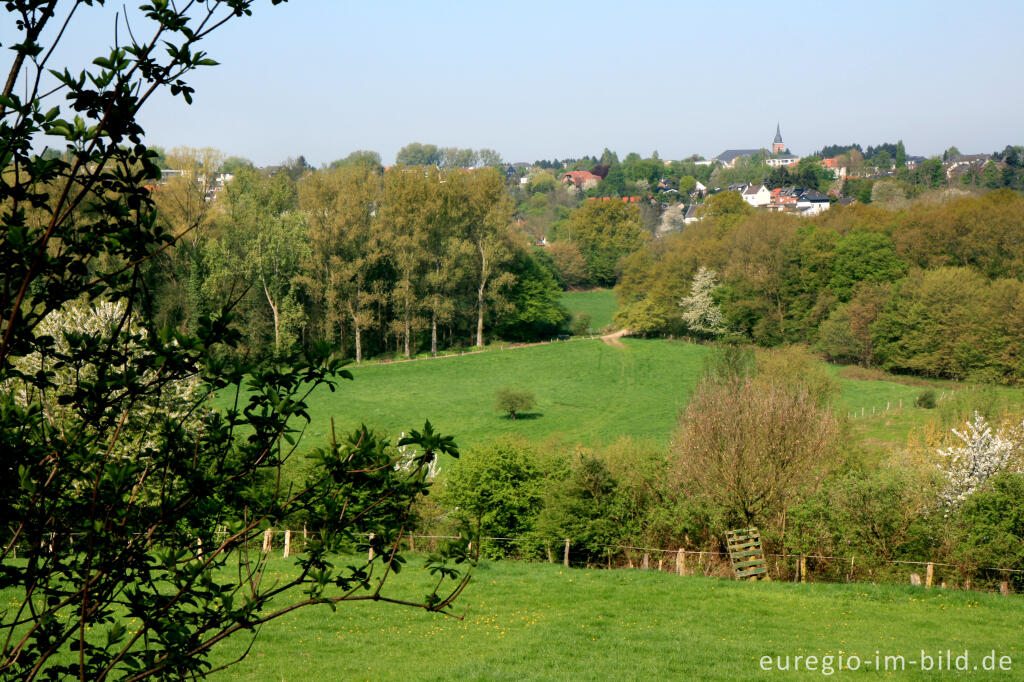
[[938, 412, 1024, 509], [679, 266, 725, 336]]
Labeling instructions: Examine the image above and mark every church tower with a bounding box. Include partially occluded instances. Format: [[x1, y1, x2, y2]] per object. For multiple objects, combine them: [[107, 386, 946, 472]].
[[772, 123, 785, 154]]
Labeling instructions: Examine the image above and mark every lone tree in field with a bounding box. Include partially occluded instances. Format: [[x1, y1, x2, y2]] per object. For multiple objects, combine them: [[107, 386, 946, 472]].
[[0, 2, 469, 680], [496, 388, 535, 419]]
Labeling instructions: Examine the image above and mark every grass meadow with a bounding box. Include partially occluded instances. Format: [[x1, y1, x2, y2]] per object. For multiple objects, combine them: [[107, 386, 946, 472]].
[[560, 288, 619, 331], [250, 336, 1012, 461], [215, 556, 1024, 681]]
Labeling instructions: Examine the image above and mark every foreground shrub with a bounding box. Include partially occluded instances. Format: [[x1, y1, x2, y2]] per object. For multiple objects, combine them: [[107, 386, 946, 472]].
[[440, 438, 546, 558], [536, 453, 622, 566], [949, 473, 1024, 587], [670, 377, 842, 530]]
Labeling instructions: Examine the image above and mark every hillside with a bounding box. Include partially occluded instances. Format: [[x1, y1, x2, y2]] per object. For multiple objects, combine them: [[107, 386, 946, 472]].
[[249, 337, 1008, 458]]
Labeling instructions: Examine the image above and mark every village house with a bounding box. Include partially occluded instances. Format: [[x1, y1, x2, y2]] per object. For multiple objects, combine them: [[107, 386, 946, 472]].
[[822, 157, 847, 179], [796, 189, 831, 216], [741, 183, 771, 207], [560, 170, 602, 190]]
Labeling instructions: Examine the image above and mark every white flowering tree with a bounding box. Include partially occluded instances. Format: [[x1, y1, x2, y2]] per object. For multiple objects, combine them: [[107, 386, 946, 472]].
[[679, 266, 725, 336], [938, 412, 1024, 509], [7, 299, 202, 455]]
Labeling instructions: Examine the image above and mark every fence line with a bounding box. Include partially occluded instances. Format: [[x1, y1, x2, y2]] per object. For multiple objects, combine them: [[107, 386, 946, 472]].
[[18, 529, 1024, 578], [231, 530, 1024, 586]]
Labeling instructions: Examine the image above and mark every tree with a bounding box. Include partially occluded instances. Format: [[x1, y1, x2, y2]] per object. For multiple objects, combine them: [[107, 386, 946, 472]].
[[440, 438, 545, 558], [494, 251, 569, 341], [476, 148, 503, 168], [938, 413, 1024, 510], [297, 164, 382, 362], [679, 266, 725, 336], [828, 230, 907, 302], [545, 240, 591, 289], [451, 168, 515, 347], [696, 190, 753, 227], [0, 3, 471, 679], [536, 453, 622, 565], [329, 149, 382, 171], [670, 377, 841, 526], [217, 167, 306, 353], [378, 167, 432, 358], [565, 201, 647, 286], [495, 388, 536, 419], [396, 142, 442, 166]]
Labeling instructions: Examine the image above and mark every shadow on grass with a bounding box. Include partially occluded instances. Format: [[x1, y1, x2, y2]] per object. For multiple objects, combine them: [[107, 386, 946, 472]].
[[502, 412, 544, 421]]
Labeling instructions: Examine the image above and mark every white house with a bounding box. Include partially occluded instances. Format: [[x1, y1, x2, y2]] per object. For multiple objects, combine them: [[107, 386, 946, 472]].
[[741, 184, 771, 207], [765, 154, 800, 168], [796, 189, 831, 216]]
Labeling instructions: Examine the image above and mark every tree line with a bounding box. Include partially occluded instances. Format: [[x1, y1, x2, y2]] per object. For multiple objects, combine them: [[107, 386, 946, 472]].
[[144, 155, 569, 362], [616, 189, 1024, 384]]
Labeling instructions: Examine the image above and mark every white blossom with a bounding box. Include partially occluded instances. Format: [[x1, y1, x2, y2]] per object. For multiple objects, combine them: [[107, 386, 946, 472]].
[[5, 299, 203, 456], [394, 433, 441, 480], [679, 266, 725, 335], [937, 411, 1024, 509]]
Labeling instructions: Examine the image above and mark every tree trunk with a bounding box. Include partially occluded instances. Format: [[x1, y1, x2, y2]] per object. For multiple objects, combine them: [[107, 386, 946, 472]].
[[476, 245, 488, 348], [476, 282, 485, 348], [262, 275, 280, 350], [403, 298, 411, 359], [352, 306, 362, 364], [431, 309, 437, 356]]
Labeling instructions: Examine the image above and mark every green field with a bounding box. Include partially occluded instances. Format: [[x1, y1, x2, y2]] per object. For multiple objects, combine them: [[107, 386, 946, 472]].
[[280, 338, 708, 452], [560, 288, 618, 332], [217, 556, 1024, 681], [246, 337, 1001, 459]]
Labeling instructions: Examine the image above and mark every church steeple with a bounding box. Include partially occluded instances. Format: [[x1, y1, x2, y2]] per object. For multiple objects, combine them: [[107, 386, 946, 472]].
[[772, 123, 785, 154]]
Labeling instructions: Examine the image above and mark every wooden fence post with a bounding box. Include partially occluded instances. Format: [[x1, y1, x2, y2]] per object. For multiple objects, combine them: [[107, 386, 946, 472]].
[[676, 549, 685, 576], [546, 545, 554, 563], [368, 532, 375, 561], [303, 524, 308, 540], [409, 533, 415, 552], [641, 553, 650, 570], [262, 528, 273, 554], [925, 562, 934, 588], [1000, 581, 1011, 596], [910, 573, 922, 586], [283, 529, 291, 558], [563, 538, 570, 568], [799, 555, 807, 583], [658, 557, 664, 572]]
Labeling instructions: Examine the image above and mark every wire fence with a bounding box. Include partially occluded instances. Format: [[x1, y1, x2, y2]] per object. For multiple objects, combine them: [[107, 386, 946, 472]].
[[237, 529, 1021, 596]]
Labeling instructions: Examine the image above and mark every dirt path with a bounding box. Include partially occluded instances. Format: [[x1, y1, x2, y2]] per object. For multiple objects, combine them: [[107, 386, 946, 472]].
[[601, 329, 631, 348]]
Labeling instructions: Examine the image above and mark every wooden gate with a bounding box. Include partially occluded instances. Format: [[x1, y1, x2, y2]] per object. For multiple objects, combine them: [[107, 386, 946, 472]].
[[726, 527, 768, 580]]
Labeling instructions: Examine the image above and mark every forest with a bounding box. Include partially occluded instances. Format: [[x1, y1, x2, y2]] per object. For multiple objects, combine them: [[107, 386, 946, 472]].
[[616, 189, 1024, 384]]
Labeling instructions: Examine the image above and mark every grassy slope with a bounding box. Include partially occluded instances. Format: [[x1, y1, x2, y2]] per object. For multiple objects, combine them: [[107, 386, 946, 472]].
[[237, 337, 1015, 471], [560, 288, 618, 331], [251, 338, 1022, 462], [292, 338, 708, 452], [218, 557, 1024, 681]]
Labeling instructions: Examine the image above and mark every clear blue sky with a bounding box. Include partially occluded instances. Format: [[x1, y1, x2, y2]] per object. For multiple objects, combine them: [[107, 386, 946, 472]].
[[40, 0, 1024, 166]]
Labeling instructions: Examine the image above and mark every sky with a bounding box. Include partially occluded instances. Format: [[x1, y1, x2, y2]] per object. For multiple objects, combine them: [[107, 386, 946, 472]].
[[28, 0, 1024, 166]]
